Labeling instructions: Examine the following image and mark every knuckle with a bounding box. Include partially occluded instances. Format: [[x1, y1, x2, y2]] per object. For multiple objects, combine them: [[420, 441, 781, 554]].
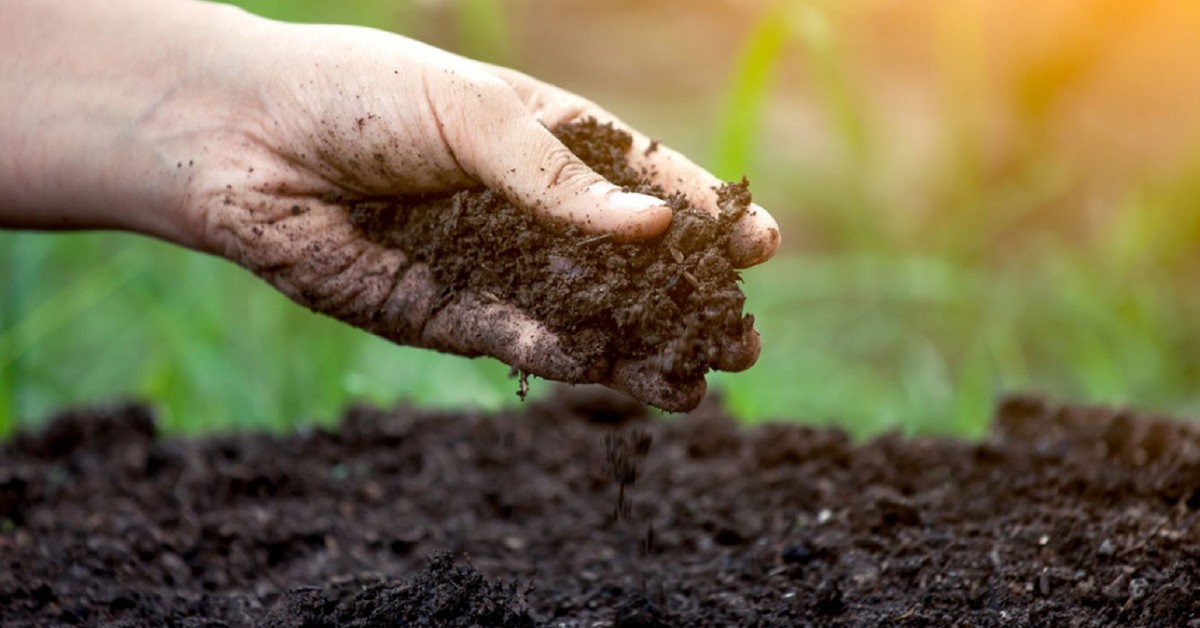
[[371, 262, 438, 346], [283, 238, 407, 331], [538, 144, 599, 192], [200, 199, 296, 274]]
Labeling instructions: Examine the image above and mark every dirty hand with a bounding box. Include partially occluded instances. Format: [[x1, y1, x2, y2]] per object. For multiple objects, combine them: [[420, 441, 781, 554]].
[[0, 0, 779, 410]]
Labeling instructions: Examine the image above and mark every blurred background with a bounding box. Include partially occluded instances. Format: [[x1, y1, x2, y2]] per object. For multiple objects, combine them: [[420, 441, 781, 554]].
[[2, 0, 1199, 437]]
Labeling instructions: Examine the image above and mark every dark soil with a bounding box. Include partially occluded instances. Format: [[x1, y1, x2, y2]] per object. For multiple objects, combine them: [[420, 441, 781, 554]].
[[3, 389, 1200, 626], [348, 119, 756, 394]]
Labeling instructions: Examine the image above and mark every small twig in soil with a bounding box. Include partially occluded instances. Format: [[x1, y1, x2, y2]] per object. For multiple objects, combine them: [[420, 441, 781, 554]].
[[509, 368, 529, 401], [575, 233, 612, 247], [479, 264, 504, 287]]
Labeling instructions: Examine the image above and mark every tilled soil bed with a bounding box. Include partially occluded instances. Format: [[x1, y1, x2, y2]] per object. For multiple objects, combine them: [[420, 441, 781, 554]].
[[2, 389, 1200, 627]]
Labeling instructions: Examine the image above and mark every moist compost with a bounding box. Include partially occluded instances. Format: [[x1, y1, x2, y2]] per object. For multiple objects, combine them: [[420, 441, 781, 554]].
[[3, 390, 1200, 626], [348, 119, 756, 390]]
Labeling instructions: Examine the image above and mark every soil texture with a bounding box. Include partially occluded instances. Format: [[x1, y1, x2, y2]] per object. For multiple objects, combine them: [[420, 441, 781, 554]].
[[3, 389, 1200, 626], [349, 120, 756, 390]]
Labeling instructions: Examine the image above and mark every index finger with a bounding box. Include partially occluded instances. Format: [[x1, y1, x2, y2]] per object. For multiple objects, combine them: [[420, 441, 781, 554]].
[[611, 119, 781, 268], [483, 65, 781, 268]]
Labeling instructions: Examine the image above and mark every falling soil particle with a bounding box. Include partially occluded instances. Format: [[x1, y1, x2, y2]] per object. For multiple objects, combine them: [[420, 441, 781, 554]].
[[602, 427, 652, 521], [3, 390, 1200, 626], [348, 119, 756, 397]]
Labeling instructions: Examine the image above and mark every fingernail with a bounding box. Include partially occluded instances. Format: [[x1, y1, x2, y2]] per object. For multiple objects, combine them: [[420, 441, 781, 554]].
[[588, 183, 665, 213], [729, 204, 781, 267], [581, 183, 671, 239], [608, 191, 666, 213]]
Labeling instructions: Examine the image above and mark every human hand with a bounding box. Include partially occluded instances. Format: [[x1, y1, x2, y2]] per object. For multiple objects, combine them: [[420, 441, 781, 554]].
[[0, 2, 780, 410]]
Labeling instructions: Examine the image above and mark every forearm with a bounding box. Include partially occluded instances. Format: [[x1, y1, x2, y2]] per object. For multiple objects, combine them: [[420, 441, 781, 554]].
[[0, 0, 255, 247]]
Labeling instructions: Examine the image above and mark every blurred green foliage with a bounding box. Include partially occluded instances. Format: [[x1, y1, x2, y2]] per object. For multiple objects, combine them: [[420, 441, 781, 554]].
[[710, 0, 1200, 434], [2, 0, 1198, 438]]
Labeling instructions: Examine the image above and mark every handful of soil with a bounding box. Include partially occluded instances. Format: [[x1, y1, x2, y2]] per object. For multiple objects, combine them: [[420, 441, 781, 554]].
[[349, 119, 756, 406]]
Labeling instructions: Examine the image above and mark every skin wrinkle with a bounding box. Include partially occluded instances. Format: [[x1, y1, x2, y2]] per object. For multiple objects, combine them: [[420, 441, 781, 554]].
[[251, 222, 397, 323], [518, 124, 617, 230], [365, 252, 413, 327], [336, 249, 403, 315], [304, 249, 391, 322], [544, 146, 575, 189], [201, 201, 255, 263], [420, 295, 592, 383], [420, 72, 470, 185], [372, 262, 438, 345], [203, 192, 329, 278], [418, 293, 478, 356], [287, 239, 368, 309], [300, 226, 362, 276]]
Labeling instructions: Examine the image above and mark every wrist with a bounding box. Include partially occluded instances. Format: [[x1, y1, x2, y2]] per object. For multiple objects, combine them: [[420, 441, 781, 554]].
[[0, 0, 263, 249]]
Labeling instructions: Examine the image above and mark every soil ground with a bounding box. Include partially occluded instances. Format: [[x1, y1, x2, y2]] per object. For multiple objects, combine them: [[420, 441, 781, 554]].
[[2, 388, 1200, 627]]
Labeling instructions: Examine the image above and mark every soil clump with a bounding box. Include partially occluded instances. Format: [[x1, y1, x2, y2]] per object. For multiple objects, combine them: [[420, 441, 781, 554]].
[[3, 390, 1200, 626], [348, 120, 756, 394]]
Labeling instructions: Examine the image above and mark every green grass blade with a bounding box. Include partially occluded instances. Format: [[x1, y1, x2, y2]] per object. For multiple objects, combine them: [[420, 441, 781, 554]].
[[455, 0, 513, 64], [711, 3, 790, 180]]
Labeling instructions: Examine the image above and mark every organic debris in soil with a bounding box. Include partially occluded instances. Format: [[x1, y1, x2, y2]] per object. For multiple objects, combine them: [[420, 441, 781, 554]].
[[4, 390, 1200, 626], [349, 119, 756, 389], [259, 552, 534, 628]]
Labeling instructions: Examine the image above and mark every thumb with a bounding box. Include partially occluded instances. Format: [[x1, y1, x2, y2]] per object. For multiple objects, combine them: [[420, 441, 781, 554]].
[[447, 84, 672, 240]]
